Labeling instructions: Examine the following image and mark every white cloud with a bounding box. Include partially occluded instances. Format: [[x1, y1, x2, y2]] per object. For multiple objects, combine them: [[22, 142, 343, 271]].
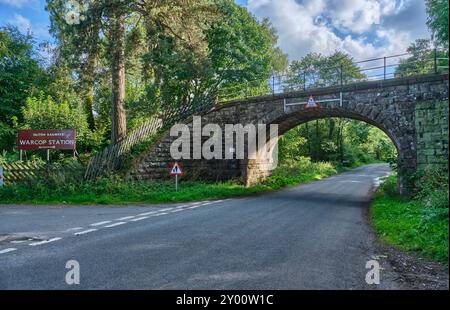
[[0, 0, 37, 8], [246, 0, 430, 61], [8, 13, 50, 39], [8, 13, 32, 33]]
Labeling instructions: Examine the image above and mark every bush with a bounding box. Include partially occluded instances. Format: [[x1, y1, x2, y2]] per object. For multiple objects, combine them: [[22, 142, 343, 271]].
[[21, 92, 92, 151], [265, 156, 336, 188], [372, 174, 449, 264]]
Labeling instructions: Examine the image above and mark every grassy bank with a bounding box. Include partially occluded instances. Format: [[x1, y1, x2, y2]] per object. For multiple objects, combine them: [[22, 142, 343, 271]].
[[371, 174, 449, 264], [0, 157, 338, 205]]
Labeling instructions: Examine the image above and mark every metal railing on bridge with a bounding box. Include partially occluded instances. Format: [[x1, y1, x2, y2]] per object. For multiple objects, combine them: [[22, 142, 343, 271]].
[[84, 49, 448, 180], [218, 48, 449, 102]]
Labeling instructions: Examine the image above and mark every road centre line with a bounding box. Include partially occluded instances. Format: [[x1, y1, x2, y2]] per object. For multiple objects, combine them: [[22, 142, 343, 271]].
[[74, 229, 97, 236], [0, 248, 17, 254], [116, 216, 135, 221], [105, 222, 127, 228], [130, 217, 149, 222], [90, 221, 112, 227], [151, 212, 168, 216], [10, 240, 28, 244], [158, 208, 174, 212], [29, 237, 62, 246], [65, 227, 84, 232], [137, 211, 158, 216]]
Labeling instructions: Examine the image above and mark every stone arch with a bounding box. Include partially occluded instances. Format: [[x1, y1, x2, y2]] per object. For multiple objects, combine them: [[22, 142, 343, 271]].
[[244, 108, 406, 192], [129, 74, 448, 196]]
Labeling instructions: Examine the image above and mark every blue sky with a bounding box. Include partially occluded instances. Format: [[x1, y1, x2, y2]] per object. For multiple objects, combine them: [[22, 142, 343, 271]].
[[0, 0, 430, 62]]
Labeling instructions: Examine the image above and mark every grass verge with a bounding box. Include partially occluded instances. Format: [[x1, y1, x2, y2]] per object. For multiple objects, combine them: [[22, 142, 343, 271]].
[[371, 175, 449, 264], [0, 157, 338, 205]]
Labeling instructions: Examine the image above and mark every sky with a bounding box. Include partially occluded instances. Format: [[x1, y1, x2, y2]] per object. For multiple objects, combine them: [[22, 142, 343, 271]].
[[0, 0, 431, 63]]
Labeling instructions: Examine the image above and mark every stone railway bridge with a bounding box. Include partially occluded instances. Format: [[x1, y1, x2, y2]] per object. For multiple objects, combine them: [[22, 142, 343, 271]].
[[128, 74, 449, 194]]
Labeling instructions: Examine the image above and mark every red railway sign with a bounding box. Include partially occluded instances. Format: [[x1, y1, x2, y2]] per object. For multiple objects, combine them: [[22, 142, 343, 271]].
[[18, 129, 76, 151]]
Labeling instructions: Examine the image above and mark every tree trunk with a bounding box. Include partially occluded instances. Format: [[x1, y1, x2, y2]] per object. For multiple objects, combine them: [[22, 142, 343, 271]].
[[85, 87, 95, 130], [305, 122, 311, 156], [111, 5, 127, 144], [80, 0, 100, 131]]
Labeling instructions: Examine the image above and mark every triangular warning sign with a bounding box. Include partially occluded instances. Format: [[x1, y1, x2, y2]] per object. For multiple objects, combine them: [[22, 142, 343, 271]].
[[305, 95, 318, 109], [170, 162, 183, 175]]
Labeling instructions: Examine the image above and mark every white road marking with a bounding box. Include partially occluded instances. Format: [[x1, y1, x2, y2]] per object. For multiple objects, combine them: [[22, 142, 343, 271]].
[[187, 206, 201, 209], [170, 209, 184, 213], [213, 200, 224, 203], [159, 208, 174, 212], [10, 240, 27, 244], [174, 205, 189, 209], [29, 237, 62, 246], [0, 248, 17, 254], [74, 229, 97, 236], [65, 227, 84, 232], [105, 222, 127, 228], [151, 212, 168, 216], [138, 211, 158, 216], [130, 216, 149, 222], [90, 221, 112, 227], [200, 202, 213, 206], [116, 216, 135, 221]]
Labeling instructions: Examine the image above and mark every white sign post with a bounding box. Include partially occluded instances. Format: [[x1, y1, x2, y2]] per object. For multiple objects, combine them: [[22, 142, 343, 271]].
[[0, 165, 4, 187], [170, 162, 183, 192]]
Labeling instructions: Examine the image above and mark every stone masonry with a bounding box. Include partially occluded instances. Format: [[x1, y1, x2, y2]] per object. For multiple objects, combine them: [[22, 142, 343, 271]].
[[128, 73, 449, 194]]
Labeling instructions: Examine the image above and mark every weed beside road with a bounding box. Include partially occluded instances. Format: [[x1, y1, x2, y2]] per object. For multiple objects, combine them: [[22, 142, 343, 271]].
[[0, 157, 338, 205], [371, 172, 449, 264]]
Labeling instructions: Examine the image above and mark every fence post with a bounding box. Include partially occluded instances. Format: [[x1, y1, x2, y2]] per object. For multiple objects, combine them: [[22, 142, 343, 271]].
[[434, 48, 438, 74], [383, 57, 387, 80], [272, 75, 275, 95], [303, 71, 306, 90]]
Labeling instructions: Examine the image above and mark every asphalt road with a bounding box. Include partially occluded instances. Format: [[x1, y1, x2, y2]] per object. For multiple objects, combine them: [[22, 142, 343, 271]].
[[0, 164, 400, 289]]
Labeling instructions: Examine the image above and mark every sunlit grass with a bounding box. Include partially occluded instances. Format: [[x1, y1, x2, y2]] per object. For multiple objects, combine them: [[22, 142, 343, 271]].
[[371, 175, 449, 264]]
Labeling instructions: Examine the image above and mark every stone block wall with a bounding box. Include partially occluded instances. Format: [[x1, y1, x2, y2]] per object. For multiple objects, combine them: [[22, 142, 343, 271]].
[[415, 100, 449, 171]]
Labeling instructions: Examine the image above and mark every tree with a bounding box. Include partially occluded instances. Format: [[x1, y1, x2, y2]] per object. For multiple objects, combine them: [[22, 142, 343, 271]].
[[0, 27, 47, 123], [109, 1, 127, 143], [21, 92, 91, 150], [286, 51, 365, 91], [0, 26, 48, 150], [426, 0, 449, 46], [46, 0, 287, 144], [208, 2, 288, 100], [395, 39, 448, 77]]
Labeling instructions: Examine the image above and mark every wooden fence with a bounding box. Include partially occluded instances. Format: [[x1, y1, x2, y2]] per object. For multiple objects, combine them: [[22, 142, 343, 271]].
[[1, 161, 84, 185], [84, 116, 163, 180], [84, 92, 217, 180]]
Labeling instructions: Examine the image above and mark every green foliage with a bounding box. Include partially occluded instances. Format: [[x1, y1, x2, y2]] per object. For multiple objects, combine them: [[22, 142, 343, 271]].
[[395, 39, 448, 77], [426, 0, 449, 46], [372, 174, 449, 264], [414, 166, 449, 215], [208, 1, 287, 92], [286, 51, 365, 91], [264, 157, 336, 188], [0, 27, 49, 150], [0, 158, 339, 205], [0, 27, 47, 123], [278, 118, 397, 168], [21, 92, 92, 150]]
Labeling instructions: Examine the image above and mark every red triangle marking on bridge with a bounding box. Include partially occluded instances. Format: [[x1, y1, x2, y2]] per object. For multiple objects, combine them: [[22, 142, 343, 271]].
[[305, 95, 318, 109]]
